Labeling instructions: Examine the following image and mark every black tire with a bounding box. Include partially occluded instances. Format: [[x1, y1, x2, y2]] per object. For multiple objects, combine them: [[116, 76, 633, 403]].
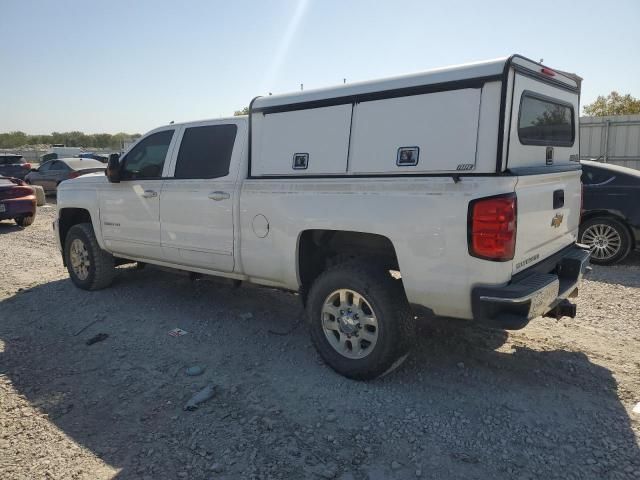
[[579, 217, 631, 266], [64, 222, 116, 290], [306, 260, 415, 380], [15, 215, 35, 227]]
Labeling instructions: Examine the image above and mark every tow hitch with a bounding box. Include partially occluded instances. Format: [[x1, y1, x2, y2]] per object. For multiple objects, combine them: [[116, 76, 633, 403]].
[[544, 299, 577, 320]]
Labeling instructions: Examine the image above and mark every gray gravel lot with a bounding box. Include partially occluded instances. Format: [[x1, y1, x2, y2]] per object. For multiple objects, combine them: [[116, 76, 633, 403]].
[[1, 204, 639, 479]]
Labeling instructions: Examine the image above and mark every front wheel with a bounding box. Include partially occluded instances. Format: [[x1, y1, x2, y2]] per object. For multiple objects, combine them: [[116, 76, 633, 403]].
[[579, 217, 631, 266], [306, 260, 414, 380], [64, 223, 116, 290]]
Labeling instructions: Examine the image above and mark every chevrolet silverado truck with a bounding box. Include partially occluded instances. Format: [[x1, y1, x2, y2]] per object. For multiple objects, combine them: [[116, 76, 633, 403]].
[[55, 55, 590, 379]]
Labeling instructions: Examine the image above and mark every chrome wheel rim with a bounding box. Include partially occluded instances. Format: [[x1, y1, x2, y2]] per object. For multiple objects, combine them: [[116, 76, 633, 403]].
[[321, 289, 379, 359], [69, 238, 91, 280], [582, 224, 621, 261]]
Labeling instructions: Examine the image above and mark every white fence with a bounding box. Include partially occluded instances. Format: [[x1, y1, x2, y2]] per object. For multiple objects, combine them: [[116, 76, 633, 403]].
[[580, 114, 640, 170]]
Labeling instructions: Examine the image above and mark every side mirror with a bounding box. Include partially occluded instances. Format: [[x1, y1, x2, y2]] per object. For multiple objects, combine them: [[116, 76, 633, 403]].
[[30, 168, 38, 172], [106, 153, 121, 183]]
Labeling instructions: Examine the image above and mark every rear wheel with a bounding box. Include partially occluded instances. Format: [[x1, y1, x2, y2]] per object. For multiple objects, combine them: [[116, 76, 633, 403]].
[[579, 217, 631, 266], [64, 223, 116, 290], [15, 215, 34, 227], [306, 260, 414, 380]]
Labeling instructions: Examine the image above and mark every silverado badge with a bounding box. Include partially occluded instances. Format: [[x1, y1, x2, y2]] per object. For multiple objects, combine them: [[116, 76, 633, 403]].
[[550, 213, 564, 228]]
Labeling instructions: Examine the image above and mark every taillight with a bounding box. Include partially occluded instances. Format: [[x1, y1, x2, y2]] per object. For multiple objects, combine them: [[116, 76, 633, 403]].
[[22, 163, 31, 169], [68, 171, 80, 179], [541, 67, 556, 77], [468, 193, 517, 261]]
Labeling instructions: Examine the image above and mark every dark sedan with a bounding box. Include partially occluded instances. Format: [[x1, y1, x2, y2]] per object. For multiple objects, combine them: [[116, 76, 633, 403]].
[[0, 177, 36, 227], [580, 160, 640, 265], [25, 158, 105, 193], [0, 154, 32, 180]]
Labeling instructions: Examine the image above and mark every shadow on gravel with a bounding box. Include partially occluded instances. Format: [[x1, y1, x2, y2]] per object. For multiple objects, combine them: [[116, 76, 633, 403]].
[[1, 267, 639, 479], [0, 222, 23, 234], [619, 250, 640, 266], [588, 252, 640, 288]]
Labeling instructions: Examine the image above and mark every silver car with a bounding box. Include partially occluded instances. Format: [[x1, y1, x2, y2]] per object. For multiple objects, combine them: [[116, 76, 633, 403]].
[[25, 158, 105, 193]]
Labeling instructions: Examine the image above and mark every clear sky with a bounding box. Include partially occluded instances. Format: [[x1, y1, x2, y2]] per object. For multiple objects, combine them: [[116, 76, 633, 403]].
[[1, 0, 639, 134]]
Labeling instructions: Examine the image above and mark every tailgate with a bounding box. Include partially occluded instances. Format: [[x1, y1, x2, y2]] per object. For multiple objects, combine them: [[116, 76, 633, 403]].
[[512, 169, 581, 274]]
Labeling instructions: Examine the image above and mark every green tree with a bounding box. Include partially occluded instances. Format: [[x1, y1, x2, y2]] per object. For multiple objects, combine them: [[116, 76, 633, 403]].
[[93, 134, 112, 148], [234, 106, 250, 116], [0, 131, 28, 148], [583, 91, 640, 116]]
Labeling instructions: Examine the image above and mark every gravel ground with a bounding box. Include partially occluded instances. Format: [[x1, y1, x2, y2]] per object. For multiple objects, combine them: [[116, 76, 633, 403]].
[[1, 203, 639, 480]]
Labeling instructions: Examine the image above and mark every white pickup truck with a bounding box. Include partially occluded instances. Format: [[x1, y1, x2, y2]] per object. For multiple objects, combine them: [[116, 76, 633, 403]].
[[55, 55, 590, 379]]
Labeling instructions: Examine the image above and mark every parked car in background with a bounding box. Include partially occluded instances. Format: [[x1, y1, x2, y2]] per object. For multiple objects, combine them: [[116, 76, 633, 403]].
[[25, 158, 106, 193], [0, 177, 36, 227], [580, 160, 640, 265], [0, 154, 32, 180]]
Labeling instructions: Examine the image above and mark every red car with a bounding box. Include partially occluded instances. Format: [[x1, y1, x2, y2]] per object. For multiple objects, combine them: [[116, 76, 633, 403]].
[[0, 177, 36, 227]]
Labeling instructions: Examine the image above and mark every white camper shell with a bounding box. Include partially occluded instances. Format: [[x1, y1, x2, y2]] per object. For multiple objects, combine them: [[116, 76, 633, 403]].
[[250, 55, 579, 176]]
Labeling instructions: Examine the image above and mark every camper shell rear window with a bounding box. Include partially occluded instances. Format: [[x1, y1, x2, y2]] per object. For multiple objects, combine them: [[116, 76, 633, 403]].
[[518, 92, 575, 147]]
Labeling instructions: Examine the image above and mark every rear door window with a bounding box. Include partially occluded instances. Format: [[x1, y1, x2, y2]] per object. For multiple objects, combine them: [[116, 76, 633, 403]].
[[174, 124, 237, 179], [518, 92, 574, 146], [50, 161, 67, 171]]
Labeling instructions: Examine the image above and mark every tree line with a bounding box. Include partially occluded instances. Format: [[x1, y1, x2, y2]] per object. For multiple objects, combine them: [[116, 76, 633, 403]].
[[583, 91, 640, 117], [0, 131, 141, 150]]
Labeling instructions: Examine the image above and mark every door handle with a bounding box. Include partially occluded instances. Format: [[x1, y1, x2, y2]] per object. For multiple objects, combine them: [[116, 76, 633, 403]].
[[208, 191, 230, 201], [141, 190, 158, 198]]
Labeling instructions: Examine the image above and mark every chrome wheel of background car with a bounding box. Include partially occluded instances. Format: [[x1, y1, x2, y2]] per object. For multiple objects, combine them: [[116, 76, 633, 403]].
[[321, 288, 379, 359], [69, 238, 91, 280], [581, 224, 622, 261]]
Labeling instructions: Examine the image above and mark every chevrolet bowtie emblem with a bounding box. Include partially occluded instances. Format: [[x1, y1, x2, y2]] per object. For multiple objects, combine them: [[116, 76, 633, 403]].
[[551, 213, 564, 228]]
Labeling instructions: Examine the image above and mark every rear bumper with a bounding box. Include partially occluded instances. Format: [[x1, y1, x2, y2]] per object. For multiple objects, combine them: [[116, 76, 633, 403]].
[[0, 196, 36, 220], [472, 244, 591, 330]]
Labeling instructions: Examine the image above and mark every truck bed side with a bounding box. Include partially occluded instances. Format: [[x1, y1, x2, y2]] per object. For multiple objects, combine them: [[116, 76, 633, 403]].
[[239, 176, 518, 320]]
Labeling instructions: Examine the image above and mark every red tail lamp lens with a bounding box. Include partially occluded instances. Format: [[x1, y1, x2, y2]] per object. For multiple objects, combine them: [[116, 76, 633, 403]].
[[469, 194, 517, 261]]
